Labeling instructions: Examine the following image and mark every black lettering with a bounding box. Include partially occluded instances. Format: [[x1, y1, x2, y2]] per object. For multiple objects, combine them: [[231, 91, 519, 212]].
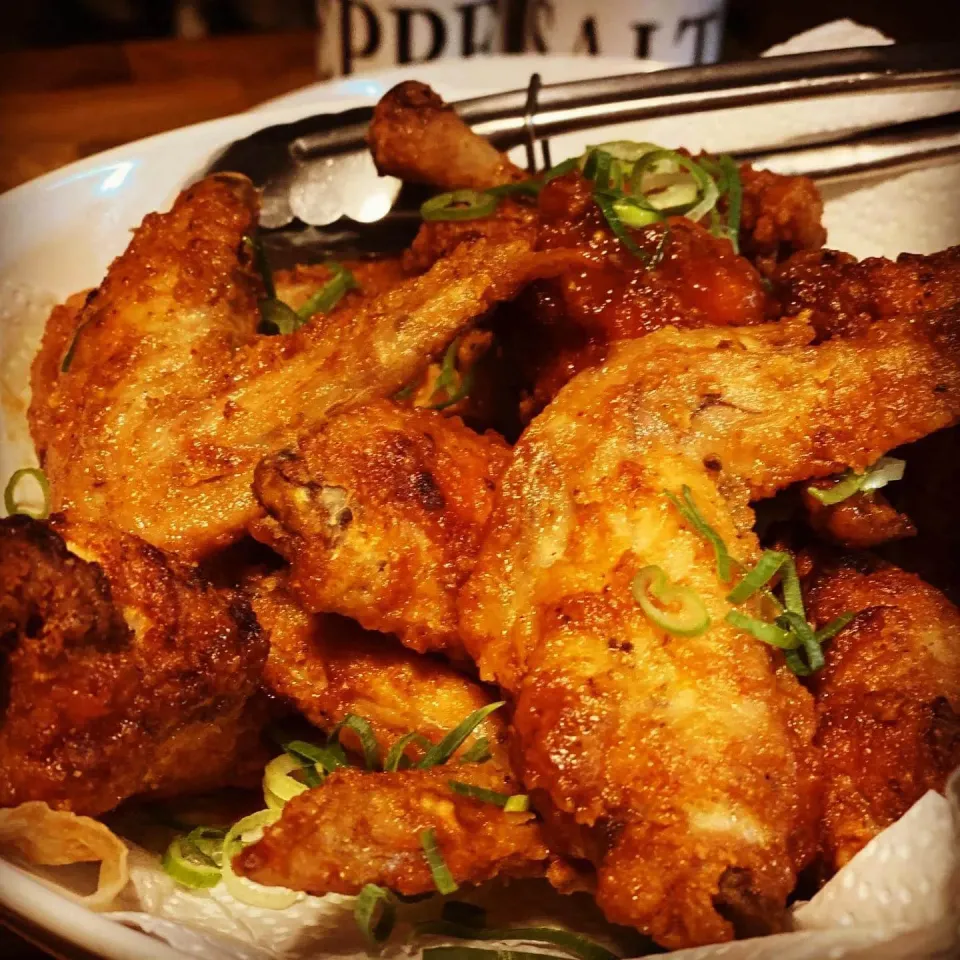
[[630, 20, 660, 60], [339, 0, 381, 75], [457, 0, 498, 57], [675, 9, 722, 65], [573, 16, 599, 56], [394, 7, 447, 65]]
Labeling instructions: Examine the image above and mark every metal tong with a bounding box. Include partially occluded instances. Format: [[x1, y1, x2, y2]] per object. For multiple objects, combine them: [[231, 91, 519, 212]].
[[205, 42, 960, 254]]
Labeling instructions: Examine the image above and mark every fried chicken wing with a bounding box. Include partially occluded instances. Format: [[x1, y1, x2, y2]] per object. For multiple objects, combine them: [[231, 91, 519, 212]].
[[248, 573, 507, 765], [803, 558, 960, 872], [0, 515, 268, 816], [368, 80, 526, 190], [30, 174, 575, 558], [250, 400, 509, 657], [235, 764, 548, 896], [460, 314, 960, 948]]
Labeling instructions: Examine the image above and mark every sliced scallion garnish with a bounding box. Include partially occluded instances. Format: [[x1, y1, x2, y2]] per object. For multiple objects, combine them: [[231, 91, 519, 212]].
[[718, 155, 742, 252], [420, 828, 458, 895], [284, 738, 347, 776], [421, 190, 499, 222], [459, 737, 492, 765], [726, 550, 793, 605], [664, 486, 735, 582], [4, 467, 51, 520], [161, 835, 222, 890], [447, 780, 530, 811], [429, 336, 475, 411], [331, 714, 382, 770], [724, 610, 798, 649], [416, 703, 505, 769], [815, 612, 855, 644], [263, 753, 311, 809], [631, 565, 710, 636], [807, 457, 906, 506], [297, 261, 357, 319], [354, 883, 397, 944], [417, 921, 620, 960], [384, 731, 434, 772]]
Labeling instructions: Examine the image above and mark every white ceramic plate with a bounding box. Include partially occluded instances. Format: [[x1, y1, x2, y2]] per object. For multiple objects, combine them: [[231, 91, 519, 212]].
[[1, 52, 959, 960]]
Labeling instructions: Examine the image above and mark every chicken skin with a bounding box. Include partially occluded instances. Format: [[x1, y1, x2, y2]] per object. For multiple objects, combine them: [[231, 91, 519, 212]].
[[247, 573, 508, 766], [803, 557, 960, 872], [250, 401, 509, 657], [460, 314, 960, 949], [30, 174, 577, 558], [235, 764, 549, 896], [0, 515, 268, 816]]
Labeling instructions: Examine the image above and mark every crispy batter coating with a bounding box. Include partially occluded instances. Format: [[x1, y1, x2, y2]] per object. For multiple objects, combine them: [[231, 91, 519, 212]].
[[460, 315, 960, 948], [235, 764, 548, 896], [0, 515, 268, 816], [737, 165, 826, 274], [804, 558, 960, 872], [31, 174, 576, 558], [250, 400, 509, 657], [774, 245, 960, 339], [248, 573, 508, 765], [368, 81, 525, 190], [800, 488, 916, 550]]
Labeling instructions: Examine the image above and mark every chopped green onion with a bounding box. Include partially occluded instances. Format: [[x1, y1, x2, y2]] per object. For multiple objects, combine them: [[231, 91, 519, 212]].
[[485, 181, 542, 199], [393, 381, 417, 402], [222, 809, 300, 909], [4, 467, 51, 520], [420, 828, 458, 895], [416, 703, 505, 769], [284, 738, 347, 776], [429, 336, 474, 411], [726, 550, 793, 605], [60, 316, 94, 372], [384, 731, 434, 772], [421, 190, 499, 222], [725, 610, 798, 650], [664, 486, 735, 582], [161, 835, 221, 890], [331, 714, 382, 770], [354, 883, 396, 944], [423, 949, 568, 960], [417, 922, 620, 960], [631, 565, 711, 636], [778, 610, 824, 673], [297, 262, 357, 319], [459, 737, 492, 765], [630, 149, 719, 224], [258, 298, 305, 335], [815, 612, 855, 644], [593, 190, 650, 263], [718, 155, 742, 252], [448, 780, 530, 811], [245, 233, 276, 299], [807, 457, 906, 506], [184, 826, 225, 866], [541, 156, 580, 184], [263, 753, 310, 808], [612, 194, 662, 229]]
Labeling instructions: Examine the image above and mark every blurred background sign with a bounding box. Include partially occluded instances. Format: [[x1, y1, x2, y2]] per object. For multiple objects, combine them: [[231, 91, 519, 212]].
[[524, 0, 726, 65], [316, 0, 504, 75]]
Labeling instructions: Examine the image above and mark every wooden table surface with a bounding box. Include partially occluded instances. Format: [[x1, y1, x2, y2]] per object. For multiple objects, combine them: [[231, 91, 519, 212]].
[[0, 30, 320, 193]]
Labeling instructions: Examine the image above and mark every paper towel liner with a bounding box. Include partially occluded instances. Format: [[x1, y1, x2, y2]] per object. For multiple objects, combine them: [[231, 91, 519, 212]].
[[2, 17, 960, 960]]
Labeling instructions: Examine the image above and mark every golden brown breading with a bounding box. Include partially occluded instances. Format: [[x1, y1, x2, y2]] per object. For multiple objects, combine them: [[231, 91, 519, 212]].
[[234, 765, 549, 896], [368, 80, 526, 190], [774, 245, 960, 339], [737, 164, 826, 274], [804, 558, 960, 872], [250, 400, 509, 657], [32, 174, 577, 559], [800, 488, 916, 549], [460, 316, 960, 949], [0, 515, 268, 816], [247, 573, 508, 765]]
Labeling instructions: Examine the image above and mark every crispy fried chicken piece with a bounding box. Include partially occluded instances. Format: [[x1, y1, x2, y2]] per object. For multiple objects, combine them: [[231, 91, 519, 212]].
[[460, 315, 960, 949], [0, 515, 268, 816], [247, 573, 508, 765], [30, 174, 576, 558], [250, 400, 509, 657], [800, 487, 916, 549], [235, 764, 548, 896], [368, 80, 526, 190], [737, 165, 826, 275], [804, 557, 960, 871], [774, 245, 960, 340]]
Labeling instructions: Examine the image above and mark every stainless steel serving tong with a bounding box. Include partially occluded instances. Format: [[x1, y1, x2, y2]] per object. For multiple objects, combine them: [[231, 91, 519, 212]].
[[203, 42, 960, 260]]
